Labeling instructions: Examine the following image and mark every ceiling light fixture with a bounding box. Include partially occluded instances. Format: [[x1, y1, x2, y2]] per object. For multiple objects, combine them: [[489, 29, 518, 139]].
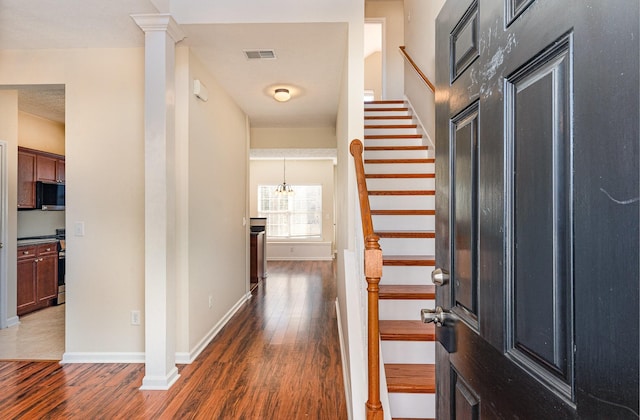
[[275, 158, 294, 195], [273, 88, 291, 102]]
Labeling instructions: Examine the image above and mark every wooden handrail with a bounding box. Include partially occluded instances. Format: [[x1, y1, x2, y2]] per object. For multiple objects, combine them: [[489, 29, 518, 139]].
[[350, 139, 384, 420], [399, 46, 435, 93]]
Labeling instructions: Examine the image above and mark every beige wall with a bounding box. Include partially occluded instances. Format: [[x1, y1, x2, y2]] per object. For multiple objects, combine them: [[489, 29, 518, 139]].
[[18, 111, 65, 155], [250, 127, 336, 149], [183, 50, 250, 352], [365, 51, 383, 101], [403, 0, 445, 145], [0, 48, 147, 353], [366, 0, 405, 99]]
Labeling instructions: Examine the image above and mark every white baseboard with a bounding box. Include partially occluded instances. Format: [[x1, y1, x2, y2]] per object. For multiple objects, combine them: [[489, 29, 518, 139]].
[[61, 293, 251, 367], [179, 292, 251, 364], [140, 366, 180, 390], [61, 352, 145, 364], [6, 316, 19, 328], [336, 298, 354, 420], [267, 241, 333, 260], [404, 94, 435, 152]]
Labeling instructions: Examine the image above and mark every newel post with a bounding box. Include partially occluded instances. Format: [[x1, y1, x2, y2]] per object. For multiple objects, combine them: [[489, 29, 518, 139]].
[[364, 234, 383, 420]]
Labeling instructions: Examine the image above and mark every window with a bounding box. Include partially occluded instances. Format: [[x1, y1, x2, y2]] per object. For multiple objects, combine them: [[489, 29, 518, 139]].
[[258, 185, 322, 239]]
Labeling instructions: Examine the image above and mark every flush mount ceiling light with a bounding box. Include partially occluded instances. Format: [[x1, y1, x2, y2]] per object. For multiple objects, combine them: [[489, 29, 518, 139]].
[[273, 88, 291, 102]]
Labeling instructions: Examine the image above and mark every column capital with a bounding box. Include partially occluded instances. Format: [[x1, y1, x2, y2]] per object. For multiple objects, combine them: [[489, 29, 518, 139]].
[[131, 13, 185, 43]]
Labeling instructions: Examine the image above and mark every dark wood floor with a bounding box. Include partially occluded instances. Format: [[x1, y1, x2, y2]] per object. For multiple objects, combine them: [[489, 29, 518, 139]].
[[0, 260, 348, 419]]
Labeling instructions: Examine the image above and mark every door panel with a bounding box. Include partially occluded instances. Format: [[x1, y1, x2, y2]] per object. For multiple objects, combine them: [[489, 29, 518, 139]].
[[435, 0, 639, 418]]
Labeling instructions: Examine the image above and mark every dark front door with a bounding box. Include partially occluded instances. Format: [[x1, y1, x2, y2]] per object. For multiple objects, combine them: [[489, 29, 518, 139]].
[[434, 0, 639, 418]]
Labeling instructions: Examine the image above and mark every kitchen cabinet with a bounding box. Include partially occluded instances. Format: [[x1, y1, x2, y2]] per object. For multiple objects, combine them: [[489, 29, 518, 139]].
[[17, 147, 65, 209], [36, 153, 65, 183], [250, 231, 265, 287], [17, 242, 58, 316], [17, 149, 36, 209]]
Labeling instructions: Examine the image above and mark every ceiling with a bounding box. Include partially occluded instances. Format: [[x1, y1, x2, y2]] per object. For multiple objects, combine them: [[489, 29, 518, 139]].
[[0, 1, 350, 128]]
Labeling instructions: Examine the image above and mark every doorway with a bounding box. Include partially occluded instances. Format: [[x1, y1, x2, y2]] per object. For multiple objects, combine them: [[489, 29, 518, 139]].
[[364, 20, 384, 101], [0, 85, 66, 360]]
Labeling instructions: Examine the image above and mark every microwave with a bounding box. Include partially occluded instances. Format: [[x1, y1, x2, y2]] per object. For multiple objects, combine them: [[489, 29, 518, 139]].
[[36, 181, 65, 210]]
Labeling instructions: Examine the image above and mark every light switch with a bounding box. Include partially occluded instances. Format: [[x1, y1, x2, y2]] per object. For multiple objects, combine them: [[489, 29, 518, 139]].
[[74, 221, 85, 237]]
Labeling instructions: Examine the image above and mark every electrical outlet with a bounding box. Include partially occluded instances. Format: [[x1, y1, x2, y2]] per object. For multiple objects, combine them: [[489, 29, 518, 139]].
[[131, 310, 141, 326], [208, 296, 213, 308]]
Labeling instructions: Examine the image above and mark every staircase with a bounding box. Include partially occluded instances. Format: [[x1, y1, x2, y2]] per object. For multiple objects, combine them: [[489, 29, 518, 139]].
[[364, 100, 436, 419]]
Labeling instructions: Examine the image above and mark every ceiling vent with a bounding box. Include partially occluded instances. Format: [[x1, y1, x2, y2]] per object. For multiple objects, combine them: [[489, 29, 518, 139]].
[[243, 49, 277, 60]]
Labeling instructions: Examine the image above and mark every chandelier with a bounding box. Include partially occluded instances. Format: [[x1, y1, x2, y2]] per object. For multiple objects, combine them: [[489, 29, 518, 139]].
[[275, 158, 294, 195]]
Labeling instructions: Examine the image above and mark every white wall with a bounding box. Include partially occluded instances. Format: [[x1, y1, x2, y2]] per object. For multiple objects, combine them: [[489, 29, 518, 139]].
[[365, 51, 383, 101], [366, 0, 405, 99], [403, 0, 445, 144], [0, 91, 19, 323]]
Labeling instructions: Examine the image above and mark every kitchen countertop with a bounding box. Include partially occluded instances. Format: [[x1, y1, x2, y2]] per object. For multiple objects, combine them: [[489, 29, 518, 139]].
[[17, 236, 59, 246]]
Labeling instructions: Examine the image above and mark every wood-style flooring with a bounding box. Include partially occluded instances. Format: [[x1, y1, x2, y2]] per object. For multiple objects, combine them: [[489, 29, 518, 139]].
[[0, 260, 348, 419]]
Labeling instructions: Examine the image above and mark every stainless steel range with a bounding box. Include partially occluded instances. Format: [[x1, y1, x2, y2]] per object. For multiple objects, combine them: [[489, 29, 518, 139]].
[[56, 228, 65, 304]]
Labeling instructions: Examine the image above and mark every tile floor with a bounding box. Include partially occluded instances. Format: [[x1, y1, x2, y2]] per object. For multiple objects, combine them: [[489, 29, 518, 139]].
[[0, 304, 64, 360]]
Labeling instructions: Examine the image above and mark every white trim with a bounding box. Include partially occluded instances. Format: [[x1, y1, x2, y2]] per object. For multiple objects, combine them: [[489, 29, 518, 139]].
[[336, 298, 354, 420], [404, 95, 435, 152], [177, 292, 251, 364], [6, 316, 19, 328], [365, 18, 387, 100], [0, 141, 8, 329], [60, 352, 146, 364], [140, 366, 180, 391]]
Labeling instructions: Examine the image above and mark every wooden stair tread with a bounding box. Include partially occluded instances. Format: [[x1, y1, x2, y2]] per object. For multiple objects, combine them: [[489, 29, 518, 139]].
[[393, 418, 435, 420], [371, 209, 436, 216], [365, 145, 427, 151], [376, 230, 435, 238], [365, 100, 405, 104], [366, 173, 434, 179], [380, 320, 436, 341], [365, 134, 422, 139], [365, 115, 413, 120], [365, 124, 418, 129], [365, 107, 409, 112], [379, 284, 436, 299], [385, 364, 436, 394], [382, 255, 436, 267], [365, 158, 435, 164], [369, 190, 435, 196]]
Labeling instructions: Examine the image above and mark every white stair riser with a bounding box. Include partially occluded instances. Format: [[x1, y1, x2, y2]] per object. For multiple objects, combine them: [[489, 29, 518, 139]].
[[364, 149, 429, 159], [365, 117, 414, 125], [370, 195, 435, 210], [379, 237, 435, 255], [364, 102, 406, 109], [381, 266, 435, 285], [364, 138, 424, 147], [380, 299, 435, 320], [364, 127, 419, 136], [381, 341, 436, 364], [365, 163, 434, 174], [367, 178, 435, 191], [373, 215, 435, 231], [364, 109, 410, 117], [388, 393, 435, 419]]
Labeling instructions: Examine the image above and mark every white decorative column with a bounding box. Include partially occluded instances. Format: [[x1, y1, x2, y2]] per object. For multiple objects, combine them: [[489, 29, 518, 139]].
[[131, 13, 184, 390]]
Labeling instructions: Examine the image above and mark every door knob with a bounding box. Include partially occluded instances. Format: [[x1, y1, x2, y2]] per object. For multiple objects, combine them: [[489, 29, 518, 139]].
[[431, 268, 449, 286], [421, 306, 458, 327]]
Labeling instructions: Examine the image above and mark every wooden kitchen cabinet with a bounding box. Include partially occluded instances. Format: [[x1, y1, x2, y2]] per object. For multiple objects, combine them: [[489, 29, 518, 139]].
[[36, 152, 65, 183], [17, 242, 58, 316], [17, 147, 65, 209], [17, 149, 36, 208]]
